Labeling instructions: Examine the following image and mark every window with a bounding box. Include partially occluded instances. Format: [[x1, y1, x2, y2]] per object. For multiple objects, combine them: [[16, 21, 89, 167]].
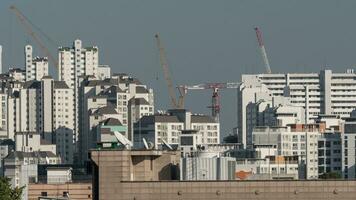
[[63, 192, 69, 197], [41, 192, 47, 197]]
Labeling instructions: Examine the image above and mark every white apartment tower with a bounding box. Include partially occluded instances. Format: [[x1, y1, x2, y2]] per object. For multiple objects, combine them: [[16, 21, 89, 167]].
[[7, 78, 74, 163], [58, 40, 109, 155], [58, 39, 99, 88], [25, 45, 49, 81], [239, 69, 356, 148]]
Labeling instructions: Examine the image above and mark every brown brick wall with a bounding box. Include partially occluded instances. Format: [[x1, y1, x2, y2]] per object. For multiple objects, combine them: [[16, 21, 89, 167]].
[[91, 149, 356, 200], [28, 182, 92, 200]]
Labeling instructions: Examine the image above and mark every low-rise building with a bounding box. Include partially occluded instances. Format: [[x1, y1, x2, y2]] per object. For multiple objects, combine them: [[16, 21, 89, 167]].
[[235, 156, 301, 180], [3, 151, 61, 200], [252, 124, 321, 179], [342, 117, 356, 179], [15, 132, 56, 154], [134, 109, 220, 149], [317, 132, 342, 177]]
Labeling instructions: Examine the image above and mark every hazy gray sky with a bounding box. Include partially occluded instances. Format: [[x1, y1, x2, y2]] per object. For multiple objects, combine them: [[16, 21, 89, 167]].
[[1, 0, 356, 136]]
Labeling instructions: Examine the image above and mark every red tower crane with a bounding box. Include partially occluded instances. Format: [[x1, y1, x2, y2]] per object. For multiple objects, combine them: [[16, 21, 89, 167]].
[[178, 82, 241, 122], [254, 26, 272, 74]]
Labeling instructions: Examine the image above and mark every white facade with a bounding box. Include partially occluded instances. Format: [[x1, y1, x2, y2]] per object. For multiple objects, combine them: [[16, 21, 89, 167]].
[[47, 167, 72, 184], [58, 39, 100, 158], [252, 126, 320, 179], [8, 68, 26, 82], [3, 151, 61, 200], [15, 132, 56, 154], [134, 110, 220, 149], [25, 45, 49, 81], [239, 69, 356, 148], [7, 78, 74, 164], [97, 65, 111, 80], [191, 116, 220, 144], [181, 157, 236, 180], [235, 157, 300, 180], [0, 93, 7, 138], [79, 76, 154, 163], [58, 39, 99, 88]]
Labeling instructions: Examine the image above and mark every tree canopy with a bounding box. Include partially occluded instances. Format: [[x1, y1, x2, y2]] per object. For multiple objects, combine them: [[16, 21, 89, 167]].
[[0, 177, 24, 200], [319, 172, 342, 179]]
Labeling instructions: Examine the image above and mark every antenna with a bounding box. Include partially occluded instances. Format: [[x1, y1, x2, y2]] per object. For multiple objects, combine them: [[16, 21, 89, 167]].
[[143, 138, 149, 149], [113, 131, 132, 149], [161, 139, 173, 150]]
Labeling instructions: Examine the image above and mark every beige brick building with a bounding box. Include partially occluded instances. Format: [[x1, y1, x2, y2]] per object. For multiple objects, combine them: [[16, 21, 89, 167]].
[[28, 182, 92, 200], [91, 149, 356, 200]]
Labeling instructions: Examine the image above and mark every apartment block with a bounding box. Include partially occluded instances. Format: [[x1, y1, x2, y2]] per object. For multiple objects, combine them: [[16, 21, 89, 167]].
[[252, 125, 321, 179], [318, 132, 342, 176], [6, 77, 74, 163], [58, 40, 111, 157], [25, 45, 49, 81], [78, 75, 154, 163], [3, 151, 61, 200], [342, 117, 356, 179], [134, 109, 220, 149], [239, 69, 356, 148]]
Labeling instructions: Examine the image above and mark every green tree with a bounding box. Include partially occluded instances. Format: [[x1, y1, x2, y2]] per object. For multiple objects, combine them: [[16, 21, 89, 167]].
[[0, 177, 24, 200], [319, 172, 342, 179]]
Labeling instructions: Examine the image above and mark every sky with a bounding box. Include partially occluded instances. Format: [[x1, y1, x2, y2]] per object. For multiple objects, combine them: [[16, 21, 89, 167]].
[[1, 0, 356, 137]]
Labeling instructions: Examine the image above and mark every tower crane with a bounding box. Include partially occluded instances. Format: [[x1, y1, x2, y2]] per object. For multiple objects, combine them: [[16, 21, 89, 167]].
[[9, 5, 58, 69], [178, 82, 241, 122], [254, 26, 271, 74], [155, 33, 184, 109]]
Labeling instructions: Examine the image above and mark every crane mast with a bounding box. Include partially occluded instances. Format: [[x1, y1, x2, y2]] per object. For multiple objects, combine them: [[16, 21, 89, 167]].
[[254, 27, 271, 74], [10, 5, 58, 69], [155, 33, 184, 109]]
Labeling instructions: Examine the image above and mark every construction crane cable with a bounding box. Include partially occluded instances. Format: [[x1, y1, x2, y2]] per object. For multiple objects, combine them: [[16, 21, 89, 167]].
[[20, 13, 58, 47], [9, 5, 58, 69]]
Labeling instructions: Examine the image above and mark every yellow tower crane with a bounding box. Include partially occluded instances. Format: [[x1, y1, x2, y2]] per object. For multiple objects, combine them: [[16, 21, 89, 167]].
[[10, 5, 58, 69], [155, 33, 185, 109]]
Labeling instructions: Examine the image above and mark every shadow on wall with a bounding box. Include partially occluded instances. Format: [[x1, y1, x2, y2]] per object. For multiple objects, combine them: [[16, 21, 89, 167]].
[[159, 163, 180, 180]]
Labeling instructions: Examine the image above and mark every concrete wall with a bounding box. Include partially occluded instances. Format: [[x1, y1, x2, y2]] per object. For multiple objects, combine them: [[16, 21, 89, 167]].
[[118, 180, 356, 200], [28, 182, 92, 200], [91, 149, 356, 200]]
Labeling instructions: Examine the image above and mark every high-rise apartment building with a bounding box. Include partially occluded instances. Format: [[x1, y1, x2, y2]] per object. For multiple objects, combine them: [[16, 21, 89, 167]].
[[78, 74, 154, 163], [58, 40, 110, 156], [25, 45, 49, 81], [239, 69, 356, 148], [7, 77, 74, 163], [58, 40, 99, 88]]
